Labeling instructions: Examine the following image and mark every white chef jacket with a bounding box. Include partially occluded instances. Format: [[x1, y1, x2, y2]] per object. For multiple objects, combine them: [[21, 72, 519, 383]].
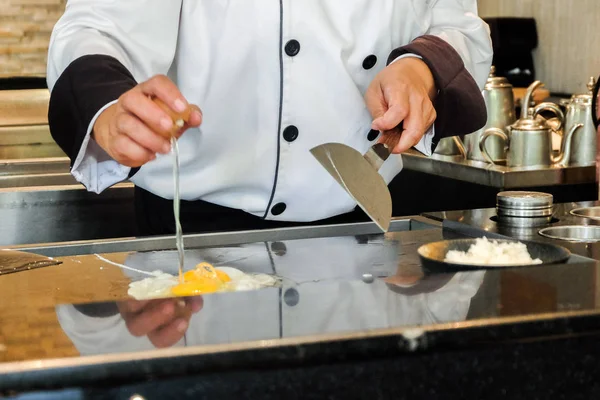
[[56, 238, 485, 355], [47, 1, 492, 222]]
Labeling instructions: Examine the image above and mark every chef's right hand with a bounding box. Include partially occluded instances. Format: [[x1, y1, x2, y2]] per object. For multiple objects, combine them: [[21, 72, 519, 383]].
[[117, 296, 203, 348], [92, 75, 203, 168]]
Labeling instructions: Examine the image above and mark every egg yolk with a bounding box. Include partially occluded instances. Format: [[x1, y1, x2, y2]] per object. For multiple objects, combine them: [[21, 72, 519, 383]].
[[171, 279, 221, 296], [171, 262, 231, 296]]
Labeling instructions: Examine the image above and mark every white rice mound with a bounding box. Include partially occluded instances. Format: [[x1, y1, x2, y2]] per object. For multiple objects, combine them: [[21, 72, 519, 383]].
[[444, 237, 542, 266]]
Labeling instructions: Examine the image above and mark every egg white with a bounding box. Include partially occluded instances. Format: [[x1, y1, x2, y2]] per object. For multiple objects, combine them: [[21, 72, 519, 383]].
[[127, 267, 278, 300]]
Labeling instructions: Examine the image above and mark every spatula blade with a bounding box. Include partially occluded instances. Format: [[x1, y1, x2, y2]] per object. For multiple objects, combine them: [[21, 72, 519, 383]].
[[310, 143, 392, 232]]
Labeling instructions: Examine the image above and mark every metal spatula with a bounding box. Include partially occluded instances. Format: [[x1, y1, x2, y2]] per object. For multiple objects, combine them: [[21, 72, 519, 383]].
[[310, 127, 403, 232], [0, 249, 62, 275]]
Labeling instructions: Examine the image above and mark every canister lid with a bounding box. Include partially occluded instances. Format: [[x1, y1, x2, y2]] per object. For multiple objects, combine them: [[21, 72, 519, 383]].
[[569, 77, 596, 105], [485, 66, 513, 90], [510, 116, 549, 131], [497, 191, 554, 210]]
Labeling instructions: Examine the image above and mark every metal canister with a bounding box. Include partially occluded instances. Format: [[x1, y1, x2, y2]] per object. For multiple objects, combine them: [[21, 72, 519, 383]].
[[464, 66, 516, 163], [496, 191, 554, 227], [564, 77, 597, 166]]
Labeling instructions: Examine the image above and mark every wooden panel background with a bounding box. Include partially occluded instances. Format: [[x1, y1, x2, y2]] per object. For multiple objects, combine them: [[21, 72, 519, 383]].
[[478, 0, 600, 94], [1, 0, 597, 96], [0, 0, 67, 78]]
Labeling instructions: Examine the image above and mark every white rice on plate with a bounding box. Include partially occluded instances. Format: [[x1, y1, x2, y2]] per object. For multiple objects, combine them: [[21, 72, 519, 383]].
[[444, 237, 542, 266]]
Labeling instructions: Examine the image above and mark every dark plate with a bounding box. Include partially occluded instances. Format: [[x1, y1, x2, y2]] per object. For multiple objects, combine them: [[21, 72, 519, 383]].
[[417, 238, 571, 273]]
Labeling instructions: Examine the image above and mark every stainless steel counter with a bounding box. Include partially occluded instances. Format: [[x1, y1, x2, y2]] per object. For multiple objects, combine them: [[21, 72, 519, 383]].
[[0, 157, 75, 188], [423, 201, 600, 260], [12, 148, 594, 190], [2, 214, 600, 398], [7, 216, 438, 257], [402, 150, 596, 189], [0, 184, 135, 247]]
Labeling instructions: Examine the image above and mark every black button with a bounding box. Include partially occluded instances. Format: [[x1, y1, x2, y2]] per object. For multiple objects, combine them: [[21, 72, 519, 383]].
[[362, 54, 378, 70], [355, 235, 369, 244], [283, 125, 299, 142], [284, 40, 301, 57], [367, 129, 379, 141], [271, 202, 286, 216], [284, 288, 300, 307], [271, 241, 287, 256]]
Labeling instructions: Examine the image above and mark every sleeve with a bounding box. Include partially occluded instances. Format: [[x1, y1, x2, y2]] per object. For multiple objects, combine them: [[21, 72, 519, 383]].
[[55, 304, 167, 355], [388, 0, 493, 152], [46, 1, 183, 193]]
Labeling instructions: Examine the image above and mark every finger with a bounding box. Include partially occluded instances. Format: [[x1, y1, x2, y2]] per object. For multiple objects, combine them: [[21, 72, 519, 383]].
[[117, 299, 150, 315], [111, 134, 156, 167], [372, 86, 409, 132], [171, 297, 204, 320], [187, 105, 203, 127], [124, 299, 177, 337], [120, 91, 175, 136], [169, 105, 203, 139], [139, 75, 188, 114], [185, 296, 204, 313], [153, 97, 192, 129], [393, 99, 426, 153], [148, 317, 189, 348], [426, 104, 437, 129], [365, 84, 389, 123], [116, 113, 171, 154]]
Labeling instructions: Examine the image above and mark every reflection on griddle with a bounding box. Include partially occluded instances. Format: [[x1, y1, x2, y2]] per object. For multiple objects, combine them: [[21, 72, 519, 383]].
[[55, 228, 486, 355]]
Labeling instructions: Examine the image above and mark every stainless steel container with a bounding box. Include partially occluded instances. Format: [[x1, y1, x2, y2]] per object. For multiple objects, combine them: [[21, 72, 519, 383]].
[[464, 66, 516, 163], [570, 206, 600, 220], [433, 136, 466, 157], [564, 77, 597, 166], [539, 225, 600, 243], [496, 191, 554, 227], [480, 81, 582, 168]]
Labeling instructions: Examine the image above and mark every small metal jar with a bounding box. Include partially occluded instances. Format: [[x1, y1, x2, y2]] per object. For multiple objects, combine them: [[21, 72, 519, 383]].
[[496, 191, 554, 227]]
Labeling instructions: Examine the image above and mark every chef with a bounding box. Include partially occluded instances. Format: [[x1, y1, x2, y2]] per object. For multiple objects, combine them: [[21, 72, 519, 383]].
[[47, 1, 492, 235], [56, 238, 485, 351]]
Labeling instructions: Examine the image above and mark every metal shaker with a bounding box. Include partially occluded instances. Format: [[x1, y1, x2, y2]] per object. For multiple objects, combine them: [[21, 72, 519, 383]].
[[464, 66, 516, 163], [564, 77, 597, 166]]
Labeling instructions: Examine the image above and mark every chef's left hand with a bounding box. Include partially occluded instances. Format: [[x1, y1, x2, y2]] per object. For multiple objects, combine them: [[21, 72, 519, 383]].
[[365, 57, 437, 154], [117, 297, 203, 348]]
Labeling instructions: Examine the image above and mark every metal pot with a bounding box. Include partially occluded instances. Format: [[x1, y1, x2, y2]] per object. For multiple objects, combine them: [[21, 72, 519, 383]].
[[563, 77, 597, 166], [433, 136, 466, 157], [464, 66, 516, 163], [480, 81, 583, 168]]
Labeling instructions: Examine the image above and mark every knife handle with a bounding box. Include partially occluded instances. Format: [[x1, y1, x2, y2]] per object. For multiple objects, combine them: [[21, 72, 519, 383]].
[[378, 122, 404, 153]]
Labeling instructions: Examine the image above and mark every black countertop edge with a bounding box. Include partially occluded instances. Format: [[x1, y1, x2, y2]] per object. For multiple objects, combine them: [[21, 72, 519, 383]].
[[3, 309, 600, 393]]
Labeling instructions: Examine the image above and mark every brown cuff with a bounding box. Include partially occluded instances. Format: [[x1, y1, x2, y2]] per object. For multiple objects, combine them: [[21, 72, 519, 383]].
[[388, 35, 487, 151], [48, 54, 137, 168]]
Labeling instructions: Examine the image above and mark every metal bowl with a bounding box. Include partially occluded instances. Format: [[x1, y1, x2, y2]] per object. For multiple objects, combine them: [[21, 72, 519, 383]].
[[417, 238, 570, 272], [538, 226, 600, 243], [570, 207, 600, 221]]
